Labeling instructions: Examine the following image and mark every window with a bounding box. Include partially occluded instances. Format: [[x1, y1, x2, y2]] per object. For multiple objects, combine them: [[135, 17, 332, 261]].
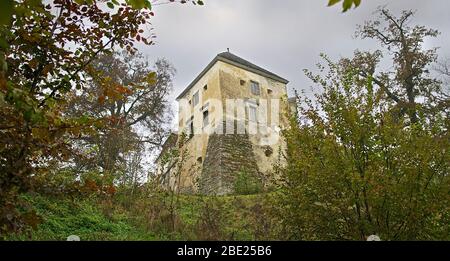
[[193, 91, 199, 106], [203, 84, 208, 91], [250, 81, 260, 96], [248, 105, 257, 122], [189, 121, 194, 138], [186, 117, 194, 138], [240, 79, 246, 86], [203, 110, 209, 127]]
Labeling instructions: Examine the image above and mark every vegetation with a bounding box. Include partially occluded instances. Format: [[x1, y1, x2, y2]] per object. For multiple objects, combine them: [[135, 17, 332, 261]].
[[0, 0, 197, 237], [234, 170, 264, 195], [277, 8, 450, 240], [0, 1, 448, 242], [2, 189, 279, 241], [328, 0, 362, 12]]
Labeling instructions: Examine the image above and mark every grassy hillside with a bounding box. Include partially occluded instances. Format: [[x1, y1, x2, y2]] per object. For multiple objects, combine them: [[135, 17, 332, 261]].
[[5, 194, 157, 240], [4, 192, 280, 241]]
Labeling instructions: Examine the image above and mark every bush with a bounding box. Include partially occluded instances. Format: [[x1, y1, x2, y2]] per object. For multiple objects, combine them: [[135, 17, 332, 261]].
[[4, 193, 156, 240], [234, 170, 264, 195]]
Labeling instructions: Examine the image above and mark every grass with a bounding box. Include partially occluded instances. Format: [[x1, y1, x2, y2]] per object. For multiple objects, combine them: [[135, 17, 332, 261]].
[[5, 193, 157, 241], [4, 192, 278, 241]]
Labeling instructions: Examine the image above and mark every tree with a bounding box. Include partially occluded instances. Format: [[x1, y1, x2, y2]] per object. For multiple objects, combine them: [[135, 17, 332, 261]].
[[433, 58, 450, 121], [340, 8, 441, 124], [278, 54, 449, 240], [0, 0, 204, 234], [67, 51, 175, 184], [0, 0, 156, 233], [277, 9, 450, 240]]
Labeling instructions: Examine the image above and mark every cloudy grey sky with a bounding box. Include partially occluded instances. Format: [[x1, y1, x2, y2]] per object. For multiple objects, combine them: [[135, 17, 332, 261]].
[[137, 0, 450, 120]]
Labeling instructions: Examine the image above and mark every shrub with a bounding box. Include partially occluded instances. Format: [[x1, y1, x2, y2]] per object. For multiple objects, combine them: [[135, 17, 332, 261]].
[[234, 170, 264, 195]]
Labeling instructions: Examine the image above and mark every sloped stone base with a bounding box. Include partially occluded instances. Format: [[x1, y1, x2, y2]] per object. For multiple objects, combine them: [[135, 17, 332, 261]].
[[199, 130, 261, 195]]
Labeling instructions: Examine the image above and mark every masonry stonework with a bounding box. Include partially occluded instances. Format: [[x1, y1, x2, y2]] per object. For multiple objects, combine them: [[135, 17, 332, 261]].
[[155, 52, 293, 195]]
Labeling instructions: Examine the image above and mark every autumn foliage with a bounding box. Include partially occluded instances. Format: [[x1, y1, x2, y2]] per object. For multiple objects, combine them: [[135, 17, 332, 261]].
[[0, 0, 155, 234]]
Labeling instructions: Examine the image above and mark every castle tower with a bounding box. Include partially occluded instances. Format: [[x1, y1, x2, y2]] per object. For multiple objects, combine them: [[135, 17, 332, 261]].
[[156, 52, 292, 195]]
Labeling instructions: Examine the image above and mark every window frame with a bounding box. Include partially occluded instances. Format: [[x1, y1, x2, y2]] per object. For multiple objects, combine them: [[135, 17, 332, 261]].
[[248, 104, 258, 122], [192, 91, 200, 107], [250, 81, 260, 96], [186, 116, 194, 138], [203, 109, 209, 127]]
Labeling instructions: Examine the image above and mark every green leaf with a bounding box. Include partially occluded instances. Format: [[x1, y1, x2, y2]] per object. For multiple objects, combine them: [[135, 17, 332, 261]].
[[342, 0, 353, 12], [0, 0, 14, 25], [145, 0, 152, 9], [75, 0, 94, 4], [328, 0, 361, 12], [78, 114, 91, 125], [107, 2, 114, 9], [327, 0, 341, 7], [127, 0, 149, 9], [145, 71, 157, 85]]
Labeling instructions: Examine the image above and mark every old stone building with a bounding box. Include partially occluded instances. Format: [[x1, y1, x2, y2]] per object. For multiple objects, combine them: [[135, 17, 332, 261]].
[[155, 51, 294, 195]]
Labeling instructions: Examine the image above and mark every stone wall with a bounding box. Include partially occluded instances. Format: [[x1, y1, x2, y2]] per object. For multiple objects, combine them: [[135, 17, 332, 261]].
[[199, 125, 261, 195]]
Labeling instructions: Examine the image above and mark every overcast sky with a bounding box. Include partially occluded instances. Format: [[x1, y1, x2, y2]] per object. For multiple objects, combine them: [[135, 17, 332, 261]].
[[137, 0, 450, 121]]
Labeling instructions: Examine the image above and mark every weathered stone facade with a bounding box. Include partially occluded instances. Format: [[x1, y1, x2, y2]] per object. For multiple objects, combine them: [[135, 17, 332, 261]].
[[199, 122, 261, 195], [155, 52, 292, 195]]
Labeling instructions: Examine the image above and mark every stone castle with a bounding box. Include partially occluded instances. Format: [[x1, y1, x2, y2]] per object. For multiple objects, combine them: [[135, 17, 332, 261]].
[[155, 51, 295, 195]]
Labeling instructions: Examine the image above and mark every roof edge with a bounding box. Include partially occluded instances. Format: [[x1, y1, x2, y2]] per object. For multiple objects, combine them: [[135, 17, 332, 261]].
[[176, 55, 219, 100], [176, 54, 289, 100], [217, 56, 289, 84]]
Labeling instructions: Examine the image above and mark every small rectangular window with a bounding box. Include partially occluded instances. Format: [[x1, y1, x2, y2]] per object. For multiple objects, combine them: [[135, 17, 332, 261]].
[[193, 91, 199, 106], [186, 117, 194, 138], [189, 121, 194, 138], [203, 110, 209, 127], [248, 106, 257, 122], [250, 81, 260, 96]]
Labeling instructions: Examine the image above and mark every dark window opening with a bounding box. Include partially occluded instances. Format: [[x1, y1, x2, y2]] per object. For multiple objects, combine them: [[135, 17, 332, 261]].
[[203, 84, 208, 91], [189, 121, 194, 138]]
